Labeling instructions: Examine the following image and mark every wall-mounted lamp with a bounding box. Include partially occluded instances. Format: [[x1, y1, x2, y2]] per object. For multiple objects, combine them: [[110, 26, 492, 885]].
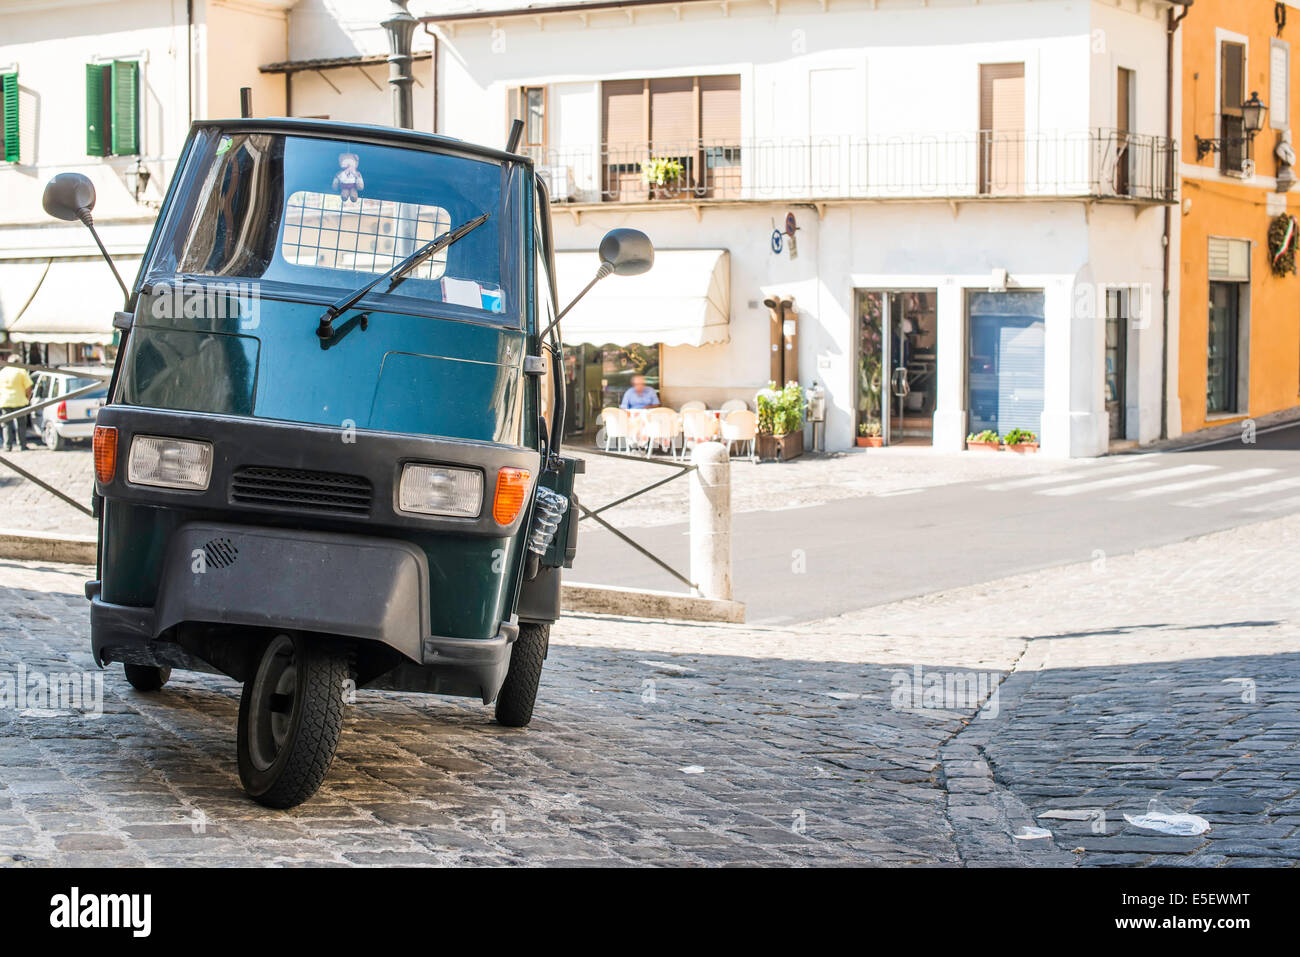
[[124, 159, 151, 202], [1196, 91, 1269, 161]]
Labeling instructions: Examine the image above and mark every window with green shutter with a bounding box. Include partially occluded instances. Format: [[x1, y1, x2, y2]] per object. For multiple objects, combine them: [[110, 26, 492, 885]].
[[110, 60, 139, 155], [86, 60, 139, 157], [86, 63, 111, 156], [1, 73, 18, 163]]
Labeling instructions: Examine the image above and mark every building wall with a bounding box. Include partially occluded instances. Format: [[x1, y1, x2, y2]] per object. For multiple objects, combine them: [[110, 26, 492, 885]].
[[431, 0, 1172, 455], [1178, 0, 1300, 435], [204, 0, 290, 122]]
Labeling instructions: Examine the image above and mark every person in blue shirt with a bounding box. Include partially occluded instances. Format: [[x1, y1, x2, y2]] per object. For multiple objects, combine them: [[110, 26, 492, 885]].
[[620, 374, 660, 410]]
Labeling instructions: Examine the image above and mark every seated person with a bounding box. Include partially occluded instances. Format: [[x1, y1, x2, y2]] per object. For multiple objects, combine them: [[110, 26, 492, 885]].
[[620, 374, 660, 410]]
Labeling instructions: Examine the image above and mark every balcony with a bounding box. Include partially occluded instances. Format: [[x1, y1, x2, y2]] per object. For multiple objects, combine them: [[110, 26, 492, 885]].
[[532, 130, 1177, 208]]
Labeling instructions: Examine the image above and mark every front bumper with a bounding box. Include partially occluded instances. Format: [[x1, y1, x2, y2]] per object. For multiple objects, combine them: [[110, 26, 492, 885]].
[[88, 579, 519, 704]]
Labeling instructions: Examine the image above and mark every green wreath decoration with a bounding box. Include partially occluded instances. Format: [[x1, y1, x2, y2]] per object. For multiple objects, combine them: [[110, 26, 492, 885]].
[[1269, 212, 1298, 277]]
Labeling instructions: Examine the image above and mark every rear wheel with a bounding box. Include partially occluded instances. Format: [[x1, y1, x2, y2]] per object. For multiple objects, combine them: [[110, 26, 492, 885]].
[[42, 422, 64, 451], [123, 663, 170, 691], [494, 622, 549, 727], [237, 633, 349, 809]]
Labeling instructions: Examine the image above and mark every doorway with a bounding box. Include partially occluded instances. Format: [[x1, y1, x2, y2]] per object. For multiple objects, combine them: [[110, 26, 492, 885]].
[[1105, 288, 1128, 440], [855, 290, 938, 445]]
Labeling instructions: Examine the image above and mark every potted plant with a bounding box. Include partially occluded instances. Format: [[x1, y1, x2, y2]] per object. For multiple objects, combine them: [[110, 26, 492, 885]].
[[856, 421, 883, 448], [756, 381, 805, 461], [642, 157, 685, 199], [1003, 428, 1039, 453], [966, 429, 1002, 451]]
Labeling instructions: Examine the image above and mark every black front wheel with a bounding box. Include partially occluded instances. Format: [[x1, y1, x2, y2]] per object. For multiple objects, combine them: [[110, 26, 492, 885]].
[[123, 663, 170, 691], [237, 633, 350, 809], [494, 622, 549, 727]]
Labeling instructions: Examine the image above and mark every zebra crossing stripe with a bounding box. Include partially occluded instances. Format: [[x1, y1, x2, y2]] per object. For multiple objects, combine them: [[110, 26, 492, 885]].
[[982, 457, 1163, 491], [1242, 493, 1300, 514], [1112, 467, 1279, 500], [1037, 464, 1217, 497], [1176, 475, 1300, 508]]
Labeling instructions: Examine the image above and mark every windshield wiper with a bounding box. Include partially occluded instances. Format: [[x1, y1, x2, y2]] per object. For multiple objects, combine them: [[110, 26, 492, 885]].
[[315, 212, 489, 340]]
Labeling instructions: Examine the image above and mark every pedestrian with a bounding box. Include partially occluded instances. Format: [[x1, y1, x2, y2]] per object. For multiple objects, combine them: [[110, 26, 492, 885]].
[[0, 353, 33, 452]]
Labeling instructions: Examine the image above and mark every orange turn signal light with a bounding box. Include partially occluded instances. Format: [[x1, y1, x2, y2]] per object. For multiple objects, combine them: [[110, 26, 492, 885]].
[[492, 467, 531, 525], [93, 426, 118, 484]]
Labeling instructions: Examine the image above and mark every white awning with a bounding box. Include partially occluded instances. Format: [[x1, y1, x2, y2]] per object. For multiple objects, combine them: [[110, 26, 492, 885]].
[[555, 248, 730, 347], [0, 258, 136, 345]]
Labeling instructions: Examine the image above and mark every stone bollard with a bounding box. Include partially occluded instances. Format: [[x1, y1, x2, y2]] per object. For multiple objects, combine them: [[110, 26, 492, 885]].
[[689, 441, 732, 600]]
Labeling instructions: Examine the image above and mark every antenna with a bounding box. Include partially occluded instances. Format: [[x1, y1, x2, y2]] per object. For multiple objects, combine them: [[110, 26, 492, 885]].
[[506, 119, 524, 153]]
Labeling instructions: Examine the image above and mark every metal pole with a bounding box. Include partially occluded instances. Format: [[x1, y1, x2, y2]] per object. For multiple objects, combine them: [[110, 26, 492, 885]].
[[381, 0, 417, 129], [689, 442, 731, 600]]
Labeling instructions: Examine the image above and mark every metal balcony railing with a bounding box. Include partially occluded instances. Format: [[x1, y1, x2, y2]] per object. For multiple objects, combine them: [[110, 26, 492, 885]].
[[531, 129, 1176, 205]]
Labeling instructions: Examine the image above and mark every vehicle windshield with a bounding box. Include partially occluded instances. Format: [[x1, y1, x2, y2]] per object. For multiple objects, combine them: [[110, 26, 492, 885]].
[[144, 128, 519, 324]]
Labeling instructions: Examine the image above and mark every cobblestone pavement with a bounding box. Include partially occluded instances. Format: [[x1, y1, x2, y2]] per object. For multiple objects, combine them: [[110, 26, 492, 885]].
[[0, 447, 94, 537], [1, 515, 1298, 866]]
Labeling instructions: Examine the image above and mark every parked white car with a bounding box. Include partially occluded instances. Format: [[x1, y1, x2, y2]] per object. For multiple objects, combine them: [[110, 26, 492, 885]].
[[29, 369, 109, 450]]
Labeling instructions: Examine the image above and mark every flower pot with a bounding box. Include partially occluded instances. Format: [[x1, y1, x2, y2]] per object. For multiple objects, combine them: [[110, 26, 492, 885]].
[[966, 440, 1002, 451], [757, 430, 804, 461], [856, 436, 883, 448], [1008, 442, 1039, 454]]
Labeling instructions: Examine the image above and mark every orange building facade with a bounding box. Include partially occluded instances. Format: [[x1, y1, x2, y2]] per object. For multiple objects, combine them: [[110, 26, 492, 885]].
[[1177, 0, 1300, 436]]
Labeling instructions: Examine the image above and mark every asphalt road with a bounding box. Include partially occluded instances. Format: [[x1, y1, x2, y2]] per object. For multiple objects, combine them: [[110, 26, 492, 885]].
[[569, 421, 1300, 624]]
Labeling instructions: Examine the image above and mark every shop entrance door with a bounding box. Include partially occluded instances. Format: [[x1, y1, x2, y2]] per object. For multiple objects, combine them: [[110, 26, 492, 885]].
[[855, 290, 938, 445]]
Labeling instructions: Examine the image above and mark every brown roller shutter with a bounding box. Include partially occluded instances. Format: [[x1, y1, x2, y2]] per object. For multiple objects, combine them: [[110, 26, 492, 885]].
[[603, 79, 646, 153], [603, 79, 647, 201], [700, 74, 740, 142], [650, 76, 695, 152], [979, 62, 1024, 195], [700, 74, 740, 198]]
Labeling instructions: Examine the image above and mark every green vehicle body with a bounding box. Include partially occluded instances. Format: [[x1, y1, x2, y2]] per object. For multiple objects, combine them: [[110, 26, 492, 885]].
[[87, 118, 582, 703]]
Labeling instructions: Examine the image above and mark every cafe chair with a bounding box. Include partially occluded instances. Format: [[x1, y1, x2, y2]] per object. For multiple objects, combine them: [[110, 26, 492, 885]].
[[721, 408, 757, 460], [678, 399, 707, 412], [643, 407, 681, 459], [682, 408, 721, 458], [599, 407, 631, 453], [719, 398, 748, 414]]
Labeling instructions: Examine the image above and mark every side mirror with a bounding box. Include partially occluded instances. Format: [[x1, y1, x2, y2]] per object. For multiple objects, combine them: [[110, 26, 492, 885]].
[[43, 172, 97, 223], [598, 228, 654, 276], [43, 171, 128, 304], [547, 227, 654, 337]]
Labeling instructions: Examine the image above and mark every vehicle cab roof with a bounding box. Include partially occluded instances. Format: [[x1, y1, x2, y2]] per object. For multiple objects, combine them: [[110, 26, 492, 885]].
[[192, 117, 533, 167]]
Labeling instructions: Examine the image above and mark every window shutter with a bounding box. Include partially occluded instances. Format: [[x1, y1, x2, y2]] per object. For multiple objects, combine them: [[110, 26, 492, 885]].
[[110, 59, 139, 155], [1221, 42, 1245, 116], [86, 63, 110, 156], [649, 76, 695, 152], [602, 79, 645, 154], [1, 73, 18, 163], [1208, 237, 1251, 281], [700, 75, 740, 143], [979, 63, 1025, 195]]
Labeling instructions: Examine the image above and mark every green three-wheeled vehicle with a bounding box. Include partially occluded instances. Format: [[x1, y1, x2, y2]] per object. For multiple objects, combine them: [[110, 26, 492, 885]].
[[43, 118, 652, 807]]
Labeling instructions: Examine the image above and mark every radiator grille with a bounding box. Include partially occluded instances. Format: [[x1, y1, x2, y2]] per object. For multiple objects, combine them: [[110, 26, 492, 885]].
[[230, 466, 372, 515]]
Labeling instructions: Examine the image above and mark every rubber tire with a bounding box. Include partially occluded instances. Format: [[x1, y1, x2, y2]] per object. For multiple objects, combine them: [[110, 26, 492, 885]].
[[123, 663, 170, 691], [237, 633, 349, 809], [43, 422, 64, 451], [494, 622, 548, 727]]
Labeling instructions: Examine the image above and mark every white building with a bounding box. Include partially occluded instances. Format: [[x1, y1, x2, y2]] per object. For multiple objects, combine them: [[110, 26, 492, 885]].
[[0, 0, 292, 362], [408, 0, 1181, 456]]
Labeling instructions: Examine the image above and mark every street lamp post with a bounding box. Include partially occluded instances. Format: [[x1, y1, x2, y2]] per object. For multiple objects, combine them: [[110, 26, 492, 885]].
[[381, 0, 417, 129], [1195, 91, 1269, 161]]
